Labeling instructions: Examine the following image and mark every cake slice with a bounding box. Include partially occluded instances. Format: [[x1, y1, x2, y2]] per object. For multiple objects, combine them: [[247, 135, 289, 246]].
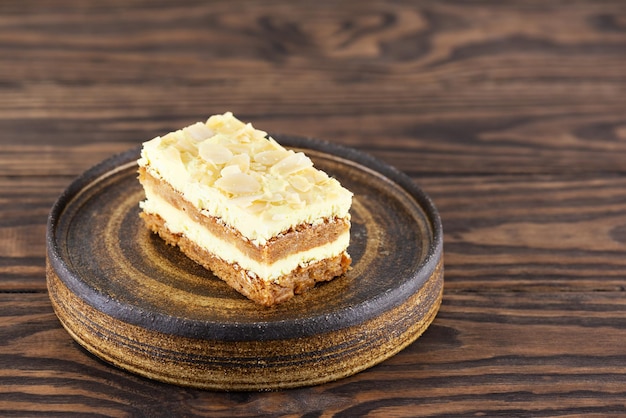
[[137, 112, 352, 306]]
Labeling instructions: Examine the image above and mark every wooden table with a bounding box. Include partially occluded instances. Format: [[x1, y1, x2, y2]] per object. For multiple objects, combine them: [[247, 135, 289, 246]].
[[2, 1, 626, 416]]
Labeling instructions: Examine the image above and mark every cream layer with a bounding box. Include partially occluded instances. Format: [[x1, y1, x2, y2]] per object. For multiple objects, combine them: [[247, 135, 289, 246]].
[[140, 189, 350, 283], [137, 112, 352, 246]]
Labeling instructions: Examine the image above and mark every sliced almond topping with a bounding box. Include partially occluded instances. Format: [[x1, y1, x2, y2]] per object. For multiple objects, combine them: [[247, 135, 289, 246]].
[[215, 172, 261, 194], [288, 174, 312, 192], [229, 153, 250, 172], [162, 144, 181, 165], [199, 142, 233, 165], [254, 150, 286, 166], [226, 143, 253, 155], [250, 162, 267, 172], [184, 122, 214, 141], [231, 192, 264, 208], [271, 152, 313, 176], [220, 164, 242, 177]]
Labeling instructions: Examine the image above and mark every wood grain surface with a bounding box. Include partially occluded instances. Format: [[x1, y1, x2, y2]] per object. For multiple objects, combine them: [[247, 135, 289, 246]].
[[2, 0, 626, 416]]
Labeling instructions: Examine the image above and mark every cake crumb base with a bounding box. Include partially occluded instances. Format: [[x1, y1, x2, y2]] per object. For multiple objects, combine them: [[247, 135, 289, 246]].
[[141, 212, 351, 307]]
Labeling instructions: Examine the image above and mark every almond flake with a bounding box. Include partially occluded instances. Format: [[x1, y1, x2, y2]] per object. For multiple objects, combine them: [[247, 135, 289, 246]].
[[271, 152, 313, 176], [184, 122, 214, 141], [288, 175, 312, 192], [199, 142, 233, 165], [254, 150, 286, 166], [215, 172, 261, 194]]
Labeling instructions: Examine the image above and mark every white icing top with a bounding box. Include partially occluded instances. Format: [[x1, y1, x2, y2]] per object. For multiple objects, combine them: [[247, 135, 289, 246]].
[[138, 112, 352, 245]]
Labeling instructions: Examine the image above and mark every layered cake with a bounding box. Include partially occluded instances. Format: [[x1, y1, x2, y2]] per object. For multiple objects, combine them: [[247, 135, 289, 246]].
[[137, 112, 353, 306]]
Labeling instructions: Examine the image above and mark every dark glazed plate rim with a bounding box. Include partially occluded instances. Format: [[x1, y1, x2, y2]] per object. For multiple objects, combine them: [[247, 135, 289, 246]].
[[47, 135, 443, 341]]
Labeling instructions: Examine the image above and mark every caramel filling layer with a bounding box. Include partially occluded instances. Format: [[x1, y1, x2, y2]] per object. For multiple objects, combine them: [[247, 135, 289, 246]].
[[139, 167, 350, 265], [141, 211, 351, 306]]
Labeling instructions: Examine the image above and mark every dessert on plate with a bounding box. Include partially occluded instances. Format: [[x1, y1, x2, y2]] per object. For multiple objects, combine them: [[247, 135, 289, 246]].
[[137, 112, 352, 306]]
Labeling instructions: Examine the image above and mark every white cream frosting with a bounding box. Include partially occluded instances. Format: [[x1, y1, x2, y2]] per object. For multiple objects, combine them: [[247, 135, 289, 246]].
[[138, 112, 352, 245], [141, 188, 349, 282]]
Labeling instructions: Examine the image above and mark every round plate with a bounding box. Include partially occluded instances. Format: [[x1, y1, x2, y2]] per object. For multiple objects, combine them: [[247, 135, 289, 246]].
[[46, 135, 444, 391]]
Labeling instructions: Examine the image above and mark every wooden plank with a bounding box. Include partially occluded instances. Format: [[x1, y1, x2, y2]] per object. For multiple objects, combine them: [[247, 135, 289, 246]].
[[0, 143, 137, 177], [421, 174, 626, 292], [2, 292, 626, 416], [0, 177, 67, 291], [3, 108, 626, 176], [2, 175, 626, 294], [0, 1, 624, 176]]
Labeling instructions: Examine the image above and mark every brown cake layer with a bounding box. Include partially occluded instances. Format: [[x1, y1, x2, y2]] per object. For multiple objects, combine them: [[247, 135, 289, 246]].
[[141, 211, 351, 306], [138, 167, 350, 264]]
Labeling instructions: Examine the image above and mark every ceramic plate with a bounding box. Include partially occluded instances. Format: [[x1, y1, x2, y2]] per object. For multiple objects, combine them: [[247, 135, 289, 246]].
[[46, 136, 444, 390]]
